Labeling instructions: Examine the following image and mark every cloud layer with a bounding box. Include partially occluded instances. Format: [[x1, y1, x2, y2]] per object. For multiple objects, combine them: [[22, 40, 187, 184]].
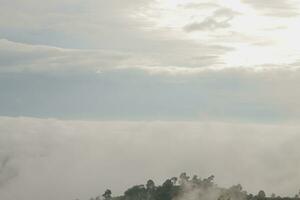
[[241, 0, 300, 17], [0, 117, 300, 200], [1, 65, 300, 122], [2, 0, 300, 73], [0, 39, 232, 73]]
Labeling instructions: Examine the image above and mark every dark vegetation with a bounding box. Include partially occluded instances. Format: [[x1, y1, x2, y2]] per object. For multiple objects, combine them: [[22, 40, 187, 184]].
[[82, 173, 300, 200]]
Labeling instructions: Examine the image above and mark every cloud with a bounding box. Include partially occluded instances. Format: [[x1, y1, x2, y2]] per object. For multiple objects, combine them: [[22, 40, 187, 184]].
[[241, 0, 300, 17], [0, 156, 18, 188], [0, 39, 232, 73], [1, 0, 300, 72], [7, 37, 299, 76], [0, 39, 135, 73], [184, 8, 239, 32], [0, 0, 155, 48], [0, 117, 300, 200], [180, 2, 220, 10], [0, 65, 299, 122]]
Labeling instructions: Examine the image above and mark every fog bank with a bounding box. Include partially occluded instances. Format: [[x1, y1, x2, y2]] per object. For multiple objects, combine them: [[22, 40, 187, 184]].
[[0, 117, 299, 200]]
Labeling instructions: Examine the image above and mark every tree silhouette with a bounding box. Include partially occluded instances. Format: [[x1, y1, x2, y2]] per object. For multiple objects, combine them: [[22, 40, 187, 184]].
[[146, 180, 155, 191], [103, 189, 112, 200], [77, 173, 299, 200], [257, 190, 266, 199]]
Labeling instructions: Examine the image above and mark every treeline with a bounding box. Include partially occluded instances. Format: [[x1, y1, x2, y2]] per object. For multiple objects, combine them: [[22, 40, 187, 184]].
[[83, 173, 300, 200]]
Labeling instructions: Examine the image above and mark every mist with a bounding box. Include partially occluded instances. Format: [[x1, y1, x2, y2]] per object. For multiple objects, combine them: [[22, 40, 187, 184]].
[[0, 117, 299, 200]]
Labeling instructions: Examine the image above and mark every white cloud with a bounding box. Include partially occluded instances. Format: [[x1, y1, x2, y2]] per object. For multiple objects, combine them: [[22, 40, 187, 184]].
[[1, 0, 300, 71], [241, 0, 300, 17]]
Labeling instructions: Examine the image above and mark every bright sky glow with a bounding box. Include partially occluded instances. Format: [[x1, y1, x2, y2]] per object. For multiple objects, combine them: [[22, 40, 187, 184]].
[[136, 0, 300, 69]]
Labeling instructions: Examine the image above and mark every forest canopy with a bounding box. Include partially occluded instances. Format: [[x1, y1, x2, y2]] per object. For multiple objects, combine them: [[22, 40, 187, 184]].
[[85, 173, 300, 200]]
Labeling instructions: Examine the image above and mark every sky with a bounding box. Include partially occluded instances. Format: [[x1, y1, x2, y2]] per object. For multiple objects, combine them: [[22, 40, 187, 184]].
[[0, 0, 300, 200]]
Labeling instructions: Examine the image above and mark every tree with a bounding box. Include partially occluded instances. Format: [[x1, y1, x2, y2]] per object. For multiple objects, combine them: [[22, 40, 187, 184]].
[[179, 172, 190, 185], [124, 185, 146, 200], [146, 180, 156, 200], [202, 175, 215, 189], [192, 175, 199, 183], [226, 184, 247, 200], [257, 190, 266, 199], [271, 193, 276, 198], [170, 177, 178, 185], [103, 189, 112, 200], [84, 173, 300, 200], [146, 180, 155, 191], [247, 193, 254, 200], [154, 179, 178, 200]]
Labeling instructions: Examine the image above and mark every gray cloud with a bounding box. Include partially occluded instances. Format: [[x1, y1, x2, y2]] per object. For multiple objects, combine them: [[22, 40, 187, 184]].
[[0, 0, 155, 48], [0, 156, 18, 188], [0, 39, 135, 73], [0, 67, 299, 122], [241, 0, 299, 17], [0, 39, 232, 73], [0, 117, 300, 200], [184, 8, 239, 32]]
